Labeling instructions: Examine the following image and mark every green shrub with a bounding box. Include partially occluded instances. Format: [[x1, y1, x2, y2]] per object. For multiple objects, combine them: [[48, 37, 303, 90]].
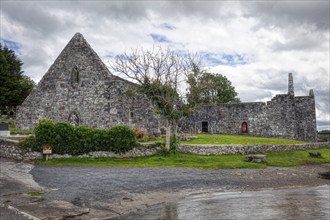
[[32, 119, 138, 155], [108, 126, 137, 153], [18, 135, 37, 152], [74, 126, 97, 154], [34, 118, 57, 151], [52, 122, 76, 154]]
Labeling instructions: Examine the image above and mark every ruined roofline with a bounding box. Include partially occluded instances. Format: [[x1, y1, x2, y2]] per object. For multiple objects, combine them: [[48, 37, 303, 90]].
[[110, 73, 139, 86], [71, 33, 139, 87], [199, 101, 266, 107]]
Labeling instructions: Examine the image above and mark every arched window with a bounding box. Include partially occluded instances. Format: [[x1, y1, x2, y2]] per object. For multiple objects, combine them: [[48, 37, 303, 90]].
[[241, 122, 248, 134], [68, 112, 80, 126], [71, 66, 80, 87]]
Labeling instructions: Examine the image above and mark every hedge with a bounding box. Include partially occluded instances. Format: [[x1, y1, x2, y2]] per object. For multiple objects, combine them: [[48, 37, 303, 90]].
[[23, 119, 138, 155]]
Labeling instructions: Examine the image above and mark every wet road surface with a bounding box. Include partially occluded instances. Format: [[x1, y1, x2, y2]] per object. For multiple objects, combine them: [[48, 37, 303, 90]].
[[119, 185, 330, 220], [30, 164, 330, 219]]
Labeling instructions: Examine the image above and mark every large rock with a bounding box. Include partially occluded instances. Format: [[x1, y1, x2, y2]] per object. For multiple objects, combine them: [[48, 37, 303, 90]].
[[245, 154, 267, 163]]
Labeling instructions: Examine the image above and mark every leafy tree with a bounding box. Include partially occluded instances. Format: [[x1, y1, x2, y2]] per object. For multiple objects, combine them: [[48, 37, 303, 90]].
[[0, 43, 35, 114], [111, 47, 203, 150], [190, 72, 240, 104]]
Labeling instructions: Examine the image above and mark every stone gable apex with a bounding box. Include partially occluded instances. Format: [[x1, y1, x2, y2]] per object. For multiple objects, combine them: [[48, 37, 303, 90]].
[[19, 33, 115, 106], [46, 32, 112, 79], [57, 32, 108, 69]]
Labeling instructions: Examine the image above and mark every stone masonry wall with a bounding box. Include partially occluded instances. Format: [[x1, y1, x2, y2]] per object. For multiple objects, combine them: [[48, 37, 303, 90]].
[[1, 137, 328, 160], [294, 93, 317, 142], [178, 142, 330, 155], [16, 33, 160, 134], [0, 138, 159, 160], [0, 138, 42, 160], [180, 73, 317, 142], [180, 93, 316, 142]]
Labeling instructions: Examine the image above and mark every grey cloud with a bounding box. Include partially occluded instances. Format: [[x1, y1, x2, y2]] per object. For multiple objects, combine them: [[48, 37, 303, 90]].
[[244, 1, 329, 30], [271, 35, 325, 52], [7, 1, 230, 24], [240, 89, 273, 102], [2, 2, 64, 37], [317, 120, 330, 130], [243, 69, 289, 93], [20, 47, 50, 70]]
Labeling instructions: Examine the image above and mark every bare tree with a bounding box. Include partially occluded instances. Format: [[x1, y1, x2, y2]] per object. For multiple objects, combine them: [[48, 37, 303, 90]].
[[110, 46, 203, 150]]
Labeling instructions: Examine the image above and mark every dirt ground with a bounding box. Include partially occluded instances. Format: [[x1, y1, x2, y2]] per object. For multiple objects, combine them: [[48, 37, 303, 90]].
[[0, 157, 329, 219]]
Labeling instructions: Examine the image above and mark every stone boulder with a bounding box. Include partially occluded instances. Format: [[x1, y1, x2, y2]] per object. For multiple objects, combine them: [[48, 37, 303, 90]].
[[245, 154, 267, 163]]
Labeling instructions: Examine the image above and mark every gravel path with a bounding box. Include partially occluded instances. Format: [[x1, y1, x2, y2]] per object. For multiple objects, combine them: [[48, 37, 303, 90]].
[[30, 163, 330, 219]]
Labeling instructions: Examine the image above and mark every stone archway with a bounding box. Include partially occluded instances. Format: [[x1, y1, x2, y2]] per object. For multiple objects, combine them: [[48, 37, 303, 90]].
[[68, 111, 80, 126]]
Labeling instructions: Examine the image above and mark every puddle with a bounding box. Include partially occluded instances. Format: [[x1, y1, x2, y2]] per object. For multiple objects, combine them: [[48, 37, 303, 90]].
[[115, 185, 330, 220]]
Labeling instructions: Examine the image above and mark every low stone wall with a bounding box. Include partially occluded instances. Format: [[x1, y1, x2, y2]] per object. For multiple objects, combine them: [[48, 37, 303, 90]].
[[49, 146, 160, 159], [1, 137, 329, 161], [0, 138, 42, 160], [0, 138, 159, 160], [178, 142, 330, 155]]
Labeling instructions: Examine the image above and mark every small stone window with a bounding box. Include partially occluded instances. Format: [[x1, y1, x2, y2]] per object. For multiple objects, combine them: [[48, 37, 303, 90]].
[[130, 111, 134, 118], [71, 66, 80, 87]]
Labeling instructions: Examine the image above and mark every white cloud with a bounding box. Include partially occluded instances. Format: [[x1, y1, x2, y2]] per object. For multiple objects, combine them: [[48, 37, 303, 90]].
[[1, 1, 329, 130]]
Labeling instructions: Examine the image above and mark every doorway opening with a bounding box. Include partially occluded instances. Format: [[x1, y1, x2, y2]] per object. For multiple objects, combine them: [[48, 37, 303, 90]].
[[241, 122, 248, 134], [202, 121, 208, 133]]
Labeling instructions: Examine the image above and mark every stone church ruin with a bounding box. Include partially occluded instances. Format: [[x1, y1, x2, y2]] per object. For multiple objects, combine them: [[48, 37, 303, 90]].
[[179, 73, 317, 142], [16, 33, 160, 134], [16, 33, 317, 142]]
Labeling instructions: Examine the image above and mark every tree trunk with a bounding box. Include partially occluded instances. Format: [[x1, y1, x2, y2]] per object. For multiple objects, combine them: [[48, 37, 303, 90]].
[[165, 119, 171, 151], [173, 121, 178, 138]]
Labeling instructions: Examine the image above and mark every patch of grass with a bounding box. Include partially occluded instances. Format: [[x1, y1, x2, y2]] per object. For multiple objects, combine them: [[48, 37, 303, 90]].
[[266, 148, 330, 167], [0, 136, 27, 142], [39, 148, 329, 169], [181, 134, 306, 145], [28, 191, 45, 197], [144, 134, 306, 145], [1, 118, 32, 135]]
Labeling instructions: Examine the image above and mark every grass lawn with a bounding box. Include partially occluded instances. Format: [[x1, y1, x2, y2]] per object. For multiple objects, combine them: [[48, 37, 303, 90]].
[[0, 118, 32, 135], [147, 134, 306, 145], [39, 148, 330, 169], [0, 136, 27, 142]]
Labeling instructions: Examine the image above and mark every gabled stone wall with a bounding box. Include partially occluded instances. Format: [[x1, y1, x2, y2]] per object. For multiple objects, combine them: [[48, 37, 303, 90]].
[[16, 33, 160, 134]]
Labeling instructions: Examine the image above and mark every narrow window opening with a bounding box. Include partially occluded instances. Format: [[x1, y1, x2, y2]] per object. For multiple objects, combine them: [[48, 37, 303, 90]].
[[71, 66, 80, 86]]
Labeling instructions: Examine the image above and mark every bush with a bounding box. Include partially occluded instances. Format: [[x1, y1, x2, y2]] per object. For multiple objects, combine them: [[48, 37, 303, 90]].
[[18, 135, 37, 152], [30, 119, 138, 155], [74, 126, 98, 154], [52, 122, 76, 154], [34, 118, 57, 151], [108, 126, 137, 153]]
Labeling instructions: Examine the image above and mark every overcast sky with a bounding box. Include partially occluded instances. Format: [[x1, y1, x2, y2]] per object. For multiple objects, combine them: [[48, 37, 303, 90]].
[[1, 1, 329, 130]]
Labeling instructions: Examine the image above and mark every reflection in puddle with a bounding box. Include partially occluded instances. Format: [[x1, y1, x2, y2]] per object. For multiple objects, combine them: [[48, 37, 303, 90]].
[[117, 185, 330, 220]]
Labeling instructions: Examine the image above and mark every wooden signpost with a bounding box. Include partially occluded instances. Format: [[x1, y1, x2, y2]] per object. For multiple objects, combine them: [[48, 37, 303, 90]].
[[42, 146, 52, 161]]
